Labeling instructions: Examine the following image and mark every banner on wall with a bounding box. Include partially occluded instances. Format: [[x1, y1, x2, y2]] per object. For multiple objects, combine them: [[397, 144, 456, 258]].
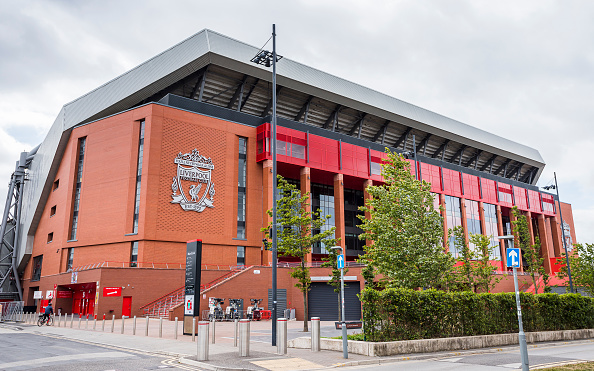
[[102, 287, 122, 297]]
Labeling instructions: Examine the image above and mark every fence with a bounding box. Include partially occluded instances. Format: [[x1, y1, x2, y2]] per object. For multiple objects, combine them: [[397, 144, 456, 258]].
[[0, 301, 24, 322]]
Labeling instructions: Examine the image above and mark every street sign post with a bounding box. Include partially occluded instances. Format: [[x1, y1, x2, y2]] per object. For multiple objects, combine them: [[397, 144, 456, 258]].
[[505, 246, 529, 371], [331, 247, 348, 359], [337, 254, 345, 269]]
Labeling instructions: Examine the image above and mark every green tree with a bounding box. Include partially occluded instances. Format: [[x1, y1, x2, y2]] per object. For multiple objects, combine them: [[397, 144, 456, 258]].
[[449, 226, 501, 292], [262, 175, 335, 332], [511, 207, 547, 294], [558, 242, 594, 297], [357, 149, 454, 289]]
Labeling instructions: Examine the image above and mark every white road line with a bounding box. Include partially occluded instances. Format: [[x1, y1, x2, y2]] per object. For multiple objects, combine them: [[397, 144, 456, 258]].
[[0, 351, 134, 369], [499, 362, 522, 368], [439, 357, 463, 362]]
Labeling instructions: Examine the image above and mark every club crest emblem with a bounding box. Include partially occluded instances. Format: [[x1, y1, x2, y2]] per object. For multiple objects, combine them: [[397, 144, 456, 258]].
[[171, 149, 215, 212]]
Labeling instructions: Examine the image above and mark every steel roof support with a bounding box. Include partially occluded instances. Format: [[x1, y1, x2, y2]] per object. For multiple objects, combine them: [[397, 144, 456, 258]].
[[463, 149, 483, 168], [394, 127, 412, 149], [323, 105, 341, 130], [417, 134, 432, 156], [261, 86, 283, 117], [479, 154, 497, 172], [448, 145, 467, 164], [372, 120, 390, 143], [494, 159, 511, 177], [294, 96, 313, 122], [348, 113, 367, 137], [227, 75, 248, 109], [431, 139, 449, 159], [240, 78, 259, 111]]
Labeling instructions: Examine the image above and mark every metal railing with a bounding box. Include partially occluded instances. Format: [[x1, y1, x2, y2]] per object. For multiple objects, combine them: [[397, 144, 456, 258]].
[[67, 261, 249, 273], [275, 261, 366, 268], [0, 301, 24, 322]]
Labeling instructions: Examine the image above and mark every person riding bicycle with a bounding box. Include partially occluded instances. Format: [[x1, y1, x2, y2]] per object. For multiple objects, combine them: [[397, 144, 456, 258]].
[[43, 302, 53, 322]]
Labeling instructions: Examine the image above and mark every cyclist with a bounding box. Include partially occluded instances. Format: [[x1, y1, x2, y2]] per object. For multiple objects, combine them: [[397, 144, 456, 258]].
[[42, 302, 53, 323]]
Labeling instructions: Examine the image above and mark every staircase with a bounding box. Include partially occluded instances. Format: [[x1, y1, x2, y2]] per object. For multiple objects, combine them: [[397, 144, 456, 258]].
[[140, 266, 251, 318]]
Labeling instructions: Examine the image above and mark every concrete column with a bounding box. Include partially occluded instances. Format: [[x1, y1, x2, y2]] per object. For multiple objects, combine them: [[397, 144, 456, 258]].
[[537, 214, 553, 274], [496, 205, 507, 268], [301, 167, 313, 263], [549, 215, 563, 257], [197, 321, 209, 361], [239, 319, 250, 357], [363, 179, 373, 248], [262, 159, 274, 266], [277, 318, 287, 355], [311, 317, 321, 352], [334, 174, 345, 251]]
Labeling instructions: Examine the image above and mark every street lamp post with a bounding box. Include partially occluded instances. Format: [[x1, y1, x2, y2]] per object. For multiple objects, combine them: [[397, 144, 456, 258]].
[[498, 235, 529, 371], [543, 172, 574, 293], [251, 24, 282, 346], [330, 246, 347, 359]]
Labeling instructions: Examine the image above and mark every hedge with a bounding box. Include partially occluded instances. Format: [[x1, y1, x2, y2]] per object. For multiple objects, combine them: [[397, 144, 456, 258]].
[[360, 287, 594, 342]]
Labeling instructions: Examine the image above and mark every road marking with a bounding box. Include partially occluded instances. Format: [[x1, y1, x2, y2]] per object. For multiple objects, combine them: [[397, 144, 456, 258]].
[[500, 362, 522, 368], [439, 357, 462, 362], [252, 357, 322, 370], [531, 360, 587, 369], [0, 351, 133, 369]]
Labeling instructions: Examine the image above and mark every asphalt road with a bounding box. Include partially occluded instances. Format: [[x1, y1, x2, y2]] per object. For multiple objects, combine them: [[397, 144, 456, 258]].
[[342, 340, 594, 370], [0, 326, 178, 371]]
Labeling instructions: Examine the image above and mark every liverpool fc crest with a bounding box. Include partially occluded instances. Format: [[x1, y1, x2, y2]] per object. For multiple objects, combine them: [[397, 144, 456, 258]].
[[171, 149, 215, 212]]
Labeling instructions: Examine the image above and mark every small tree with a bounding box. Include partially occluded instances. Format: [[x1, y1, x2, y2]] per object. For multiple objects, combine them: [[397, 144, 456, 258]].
[[558, 242, 594, 296], [358, 149, 454, 289], [511, 207, 547, 294], [450, 226, 501, 292], [262, 175, 335, 332]]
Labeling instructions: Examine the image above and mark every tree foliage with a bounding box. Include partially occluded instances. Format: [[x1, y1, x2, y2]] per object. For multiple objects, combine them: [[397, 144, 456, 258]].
[[511, 207, 548, 294], [261, 175, 335, 331], [321, 246, 347, 320], [558, 242, 594, 297], [357, 149, 454, 289]]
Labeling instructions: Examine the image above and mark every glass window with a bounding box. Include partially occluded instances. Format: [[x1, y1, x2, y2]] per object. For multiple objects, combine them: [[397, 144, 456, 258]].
[[32, 255, 43, 281], [465, 200, 482, 253], [311, 183, 335, 254], [69, 137, 86, 240], [132, 120, 145, 234], [237, 246, 245, 266], [444, 195, 462, 258], [292, 143, 306, 159], [66, 248, 74, 271], [131, 241, 138, 267], [370, 161, 381, 175], [237, 138, 247, 239], [483, 203, 501, 260]]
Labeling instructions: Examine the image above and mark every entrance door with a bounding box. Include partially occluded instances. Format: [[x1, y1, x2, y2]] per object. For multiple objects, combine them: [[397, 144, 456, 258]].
[[122, 296, 132, 317]]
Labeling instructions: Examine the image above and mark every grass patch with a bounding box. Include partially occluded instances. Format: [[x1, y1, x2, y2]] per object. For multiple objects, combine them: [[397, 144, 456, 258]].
[[541, 361, 594, 370], [328, 333, 366, 341]]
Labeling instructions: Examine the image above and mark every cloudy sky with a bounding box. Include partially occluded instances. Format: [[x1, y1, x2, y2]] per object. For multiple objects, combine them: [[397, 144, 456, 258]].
[[1, 1, 592, 242]]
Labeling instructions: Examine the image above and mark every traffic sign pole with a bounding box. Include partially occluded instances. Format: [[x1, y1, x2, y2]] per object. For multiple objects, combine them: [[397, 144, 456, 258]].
[[513, 266, 529, 371], [340, 258, 347, 359]]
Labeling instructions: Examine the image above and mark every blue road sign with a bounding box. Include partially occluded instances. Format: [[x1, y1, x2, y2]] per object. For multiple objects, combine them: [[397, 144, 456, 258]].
[[507, 248, 520, 268], [337, 254, 345, 269]]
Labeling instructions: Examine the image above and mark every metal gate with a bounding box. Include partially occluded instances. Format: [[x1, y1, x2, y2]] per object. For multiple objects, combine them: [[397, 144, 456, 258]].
[[0, 301, 24, 322], [308, 282, 361, 321]]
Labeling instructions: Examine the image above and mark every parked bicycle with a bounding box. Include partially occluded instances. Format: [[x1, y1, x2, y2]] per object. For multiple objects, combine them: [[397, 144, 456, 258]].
[[37, 314, 53, 326]]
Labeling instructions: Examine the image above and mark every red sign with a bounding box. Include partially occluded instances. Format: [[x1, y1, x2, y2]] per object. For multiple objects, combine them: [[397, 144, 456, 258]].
[[56, 290, 73, 298], [102, 287, 122, 297]]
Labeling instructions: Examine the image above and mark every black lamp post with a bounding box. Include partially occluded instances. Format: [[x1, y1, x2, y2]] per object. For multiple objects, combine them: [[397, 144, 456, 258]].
[[542, 172, 574, 293], [251, 24, 282, 346]]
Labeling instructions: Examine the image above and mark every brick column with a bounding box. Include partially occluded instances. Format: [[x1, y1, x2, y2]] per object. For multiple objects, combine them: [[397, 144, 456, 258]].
[[363, 179, 373, 248], [478, 201, 487, 236], [526, 211, 535, 246], [334, 174, 346, 251], [300, 167, 312, 263], [549, 215, 563, 257], [261, 160, 273, 266], [496, 205, 507, 268], [537, 214, 552, 274]]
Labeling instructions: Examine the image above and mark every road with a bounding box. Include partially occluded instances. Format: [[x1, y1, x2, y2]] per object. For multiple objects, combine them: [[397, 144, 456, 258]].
[[0, 325, 179, 371], [343, 340, 594, 370]]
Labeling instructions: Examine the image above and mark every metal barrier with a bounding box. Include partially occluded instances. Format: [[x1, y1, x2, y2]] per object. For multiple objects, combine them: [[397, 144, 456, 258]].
[[0, 301, 24, 322]]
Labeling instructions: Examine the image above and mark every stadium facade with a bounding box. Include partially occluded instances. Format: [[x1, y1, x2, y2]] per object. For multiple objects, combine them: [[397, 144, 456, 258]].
[[0, 30, 576, 321]]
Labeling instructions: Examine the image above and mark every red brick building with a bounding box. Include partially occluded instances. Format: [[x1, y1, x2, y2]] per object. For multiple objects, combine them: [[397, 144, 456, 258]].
[[1, 30, 576, 321]]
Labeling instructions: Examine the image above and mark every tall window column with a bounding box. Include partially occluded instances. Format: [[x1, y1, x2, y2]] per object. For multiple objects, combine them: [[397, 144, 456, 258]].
[[300, 167, 312, 262], [132, 120, 145, 234], [237, 137, 247, 239], [363, 179, 373, 248], [537, 214, 552, 274], [69, 137, 87, 241], [333, 174, 345, 252]]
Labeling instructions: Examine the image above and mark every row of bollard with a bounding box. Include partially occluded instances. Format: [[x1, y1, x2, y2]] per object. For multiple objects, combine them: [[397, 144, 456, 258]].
[[23, 312, 182, 340]]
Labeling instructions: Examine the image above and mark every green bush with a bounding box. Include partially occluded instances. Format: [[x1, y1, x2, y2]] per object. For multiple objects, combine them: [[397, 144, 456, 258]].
[[360, 287, 594, 342]]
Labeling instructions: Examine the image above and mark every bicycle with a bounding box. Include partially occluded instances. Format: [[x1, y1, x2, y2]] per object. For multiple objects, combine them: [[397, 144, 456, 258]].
[[37, 314, 54, 326]]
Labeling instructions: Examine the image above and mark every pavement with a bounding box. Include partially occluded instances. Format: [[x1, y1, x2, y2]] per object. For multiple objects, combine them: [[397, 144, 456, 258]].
[[5, 314, 591, 370]]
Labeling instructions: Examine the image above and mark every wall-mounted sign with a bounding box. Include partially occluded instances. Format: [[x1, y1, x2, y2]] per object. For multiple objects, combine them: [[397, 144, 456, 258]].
[[71, 271, 78, 284], [184, 295, 194, 315], [46, 290, 54, 299], [33, 291, 42, 299], [57, 291, 73, 298], [102, 287, 122, 297], [171, 149, 215, 213]]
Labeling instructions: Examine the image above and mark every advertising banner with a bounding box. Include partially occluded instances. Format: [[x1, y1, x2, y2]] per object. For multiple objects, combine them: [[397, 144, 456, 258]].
[[102, 287, 122, 297]]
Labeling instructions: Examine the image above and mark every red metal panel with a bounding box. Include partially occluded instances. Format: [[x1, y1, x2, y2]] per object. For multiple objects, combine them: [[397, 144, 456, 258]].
[[462, 173, 480, 201], [527, 190, 542, 213], [442, 168, 462, 197], [308, 134, 339, 172], [513, 186, 528, 211], [541, 193, 556, 216], [420, 162, 442, 193], [341, 142, 369, 178], [481, 178, 498, 204]]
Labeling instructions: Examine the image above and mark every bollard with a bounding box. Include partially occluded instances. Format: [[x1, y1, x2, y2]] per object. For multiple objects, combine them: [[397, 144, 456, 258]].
[[192, 317, 196, 342], [111, 315, 115, 333], [210, 318, 216, 344], [238, 319, 250, 357], [102, 315, 106, 331], [53, 313, 56, 326], [85, 315, 89, 329], [174, 317, 178, 340], [133, 316, 137, 335], [277, 318, 287, 355], [78, 315, 82, 329], [70, 313, 74, 328], [121, 316, 126, 334], [93, 316, 97, 330], [311, 317, 321, 352], [197, 321, 209, 361], [145, 316, 149, 336], [58, 313, 61, 327], [159, 317, 163, 338], [234, 318, 239, 347], [63, 313, 67, 327]]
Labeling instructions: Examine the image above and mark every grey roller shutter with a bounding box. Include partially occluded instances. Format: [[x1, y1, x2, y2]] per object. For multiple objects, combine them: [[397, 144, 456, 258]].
[[267, 289, 287, 317], [308, 282, 361, 321]]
